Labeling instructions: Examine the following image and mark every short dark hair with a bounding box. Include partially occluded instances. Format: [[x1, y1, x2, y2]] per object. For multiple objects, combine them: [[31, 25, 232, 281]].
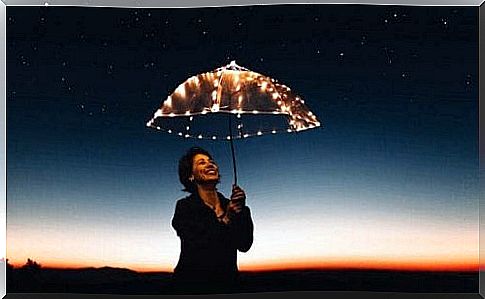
[[178, 146, 214, 194]]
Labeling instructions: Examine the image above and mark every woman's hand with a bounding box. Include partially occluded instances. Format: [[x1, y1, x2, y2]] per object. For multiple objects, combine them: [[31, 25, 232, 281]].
[[228, 185, 246, 215]]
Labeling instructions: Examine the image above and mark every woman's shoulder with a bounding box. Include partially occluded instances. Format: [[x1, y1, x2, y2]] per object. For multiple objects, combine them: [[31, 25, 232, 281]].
[[175, 193, 197, 207]]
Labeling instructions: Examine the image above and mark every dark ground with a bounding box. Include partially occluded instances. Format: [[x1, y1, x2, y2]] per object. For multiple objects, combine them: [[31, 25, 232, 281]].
[[6, 266, 478, 295]]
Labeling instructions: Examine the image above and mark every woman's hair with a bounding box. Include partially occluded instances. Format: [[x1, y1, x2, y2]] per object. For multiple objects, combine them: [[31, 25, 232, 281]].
[[178, 146, 215, 194]]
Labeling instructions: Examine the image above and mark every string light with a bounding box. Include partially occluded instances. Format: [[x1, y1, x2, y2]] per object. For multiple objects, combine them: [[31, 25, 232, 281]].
[[149, 61, 321, 138], [211, 103, 220, 112]]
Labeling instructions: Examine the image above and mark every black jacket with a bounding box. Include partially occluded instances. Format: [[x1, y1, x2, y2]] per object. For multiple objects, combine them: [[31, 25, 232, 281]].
[[171, 191, 254, 293]]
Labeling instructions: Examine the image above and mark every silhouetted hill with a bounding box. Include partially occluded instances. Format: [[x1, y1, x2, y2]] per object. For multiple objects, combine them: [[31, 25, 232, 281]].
[[8, 267, 478, 294]]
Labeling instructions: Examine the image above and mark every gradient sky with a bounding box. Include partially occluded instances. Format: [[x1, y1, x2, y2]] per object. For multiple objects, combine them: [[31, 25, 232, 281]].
[[6, 5, 478, 272]]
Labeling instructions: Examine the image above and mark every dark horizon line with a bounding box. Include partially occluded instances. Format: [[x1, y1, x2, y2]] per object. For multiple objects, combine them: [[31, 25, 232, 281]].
[[10, 264, 479, 274]]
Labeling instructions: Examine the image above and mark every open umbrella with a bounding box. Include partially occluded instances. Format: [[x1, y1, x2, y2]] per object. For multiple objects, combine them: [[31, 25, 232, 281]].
[[146, 60, 321, 185]]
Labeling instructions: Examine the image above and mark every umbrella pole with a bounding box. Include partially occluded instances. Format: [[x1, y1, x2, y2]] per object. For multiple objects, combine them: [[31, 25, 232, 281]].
[[228, 114, 238, 186]]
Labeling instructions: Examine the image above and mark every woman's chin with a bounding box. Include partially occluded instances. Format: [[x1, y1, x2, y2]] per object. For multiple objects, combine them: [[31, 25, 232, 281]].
[[199, 176, 220, 184]]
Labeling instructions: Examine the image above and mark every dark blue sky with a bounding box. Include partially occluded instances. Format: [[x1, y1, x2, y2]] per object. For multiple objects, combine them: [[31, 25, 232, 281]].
[[6, 5, 479, 271]]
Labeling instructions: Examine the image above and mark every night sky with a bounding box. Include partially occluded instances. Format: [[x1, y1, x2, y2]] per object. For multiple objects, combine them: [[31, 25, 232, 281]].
[[6, 5, 478, 272]]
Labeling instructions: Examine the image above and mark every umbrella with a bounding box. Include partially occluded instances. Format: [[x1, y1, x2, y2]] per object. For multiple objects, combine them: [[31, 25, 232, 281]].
[[146, 60, 321, 185]]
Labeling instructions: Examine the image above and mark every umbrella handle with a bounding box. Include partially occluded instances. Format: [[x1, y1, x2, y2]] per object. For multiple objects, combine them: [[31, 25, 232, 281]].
[[228, 113, 238, 186]]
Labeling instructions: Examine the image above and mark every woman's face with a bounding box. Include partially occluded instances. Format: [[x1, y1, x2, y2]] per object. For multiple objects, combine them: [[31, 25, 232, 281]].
[[191, 153, 220, 184]]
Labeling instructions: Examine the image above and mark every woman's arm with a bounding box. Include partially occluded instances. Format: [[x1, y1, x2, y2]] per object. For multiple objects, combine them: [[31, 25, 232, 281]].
[[171, 200, 212, 248], [227, 206, 254, 252]]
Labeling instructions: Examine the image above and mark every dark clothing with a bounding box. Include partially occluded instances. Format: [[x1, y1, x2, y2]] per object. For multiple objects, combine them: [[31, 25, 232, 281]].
[[171, 191, 254, 294]]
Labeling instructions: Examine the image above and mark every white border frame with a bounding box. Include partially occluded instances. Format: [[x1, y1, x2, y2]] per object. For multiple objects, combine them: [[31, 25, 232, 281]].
[[0, 2, 482, 299]]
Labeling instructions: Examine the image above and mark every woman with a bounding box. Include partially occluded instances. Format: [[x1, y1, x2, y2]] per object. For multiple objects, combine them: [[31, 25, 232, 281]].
[[171, 147, 254, 294]]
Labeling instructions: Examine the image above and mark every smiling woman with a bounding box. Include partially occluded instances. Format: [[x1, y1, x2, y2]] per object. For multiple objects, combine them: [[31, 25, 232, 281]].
[[171, 147, 254, 294]]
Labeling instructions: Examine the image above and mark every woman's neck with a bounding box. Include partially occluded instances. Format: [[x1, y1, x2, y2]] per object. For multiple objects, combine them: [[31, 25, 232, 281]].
[[197, 184, 219, 208]]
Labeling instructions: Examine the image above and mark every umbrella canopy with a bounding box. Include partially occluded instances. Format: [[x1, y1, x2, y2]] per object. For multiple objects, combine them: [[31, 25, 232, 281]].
[[146, 61, 321, 140], [147, 61, 321, 185]]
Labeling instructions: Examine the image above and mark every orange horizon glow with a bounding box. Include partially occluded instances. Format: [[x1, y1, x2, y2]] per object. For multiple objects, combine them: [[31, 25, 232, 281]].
[[7, 257, 479, 273]]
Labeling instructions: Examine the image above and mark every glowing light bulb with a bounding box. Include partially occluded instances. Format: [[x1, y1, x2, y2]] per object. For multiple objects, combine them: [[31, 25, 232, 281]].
[[237, 114, 241, 119], [186, 126, 190, 130], [287, 129, 292, 132], [226, 136, 231, 140], [189, 116, 193, 121], [198, 135, 203, 139], [185, 134, 190, 138], [257, 131, 262, 136], [243, 134, 249, 138], [261, 81, 268, 91], [175, 84, 186, 98], [252, 110, 258, 114], [272, 130, 276, 134], [154, 109, 163, 118], [178, 132, 183, 136], [211, 103, 220, 112], [192, 76, 199, 85], [168, 130, 172, 133], [165, 96, 173, 107], [212, 136, 217, 140], [156, 126, 161, 130]]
